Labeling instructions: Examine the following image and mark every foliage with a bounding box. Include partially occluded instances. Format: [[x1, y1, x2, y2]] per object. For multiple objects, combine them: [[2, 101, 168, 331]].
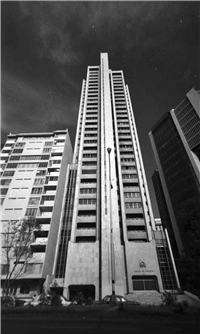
[[161, 290, 177, 306], [1, 295, 16, 307], [38, 288, 62, 307], [173, 301, 188, 314], [49, 291, 62, 307], [73, 291, 85, 305], [85, 297, 93, 305], [1, 217, 40, 296]]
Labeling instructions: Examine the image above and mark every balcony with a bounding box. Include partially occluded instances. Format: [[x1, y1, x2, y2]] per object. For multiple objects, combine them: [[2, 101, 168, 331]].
[[77, 216, 96, 223], [119, 140, 133, 145], [78, 204, 96, 211], [30, 244, 46, 252], [0, 152, 10, 158], [34, 229, 48, 238], [84, 119, 98, 123], [37, 212, 52, 219], [127, 231, 147, 240], [121, 161, 136, 167], [125, 207, 143, 215], [44, 180, 57, 187], [124, 198, 141, 203], [120, 154, 135, 159], [36, 216, 51, 224], [38, 224, 50, 232], [126, 219, 145, 227], [39, 201, 54, 208], [46, 172, 59, 177], [79, 193, 96, 198], [119, 147, 133, 153], [81, 173, 96, 179], [83, 143, 97, 148], [122, 178, 139, 184], [30, 237, 47, 252], [43, 190, 56, 196], [51, 148, 64, 155], [34, 237, 48, 244], [82, 157, 97, 162], [76, 229, 96, 237]]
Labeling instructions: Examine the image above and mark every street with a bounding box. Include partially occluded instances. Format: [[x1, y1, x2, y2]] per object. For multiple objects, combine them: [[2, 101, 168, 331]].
[[2, 317, 199, 334]]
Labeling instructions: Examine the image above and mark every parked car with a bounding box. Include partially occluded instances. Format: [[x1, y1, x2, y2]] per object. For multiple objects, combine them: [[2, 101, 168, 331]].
[[101, 295, 127, 304]]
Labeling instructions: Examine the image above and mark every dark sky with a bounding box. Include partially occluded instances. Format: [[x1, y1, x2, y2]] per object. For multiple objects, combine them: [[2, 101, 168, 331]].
[[1, 1, 199, 216]]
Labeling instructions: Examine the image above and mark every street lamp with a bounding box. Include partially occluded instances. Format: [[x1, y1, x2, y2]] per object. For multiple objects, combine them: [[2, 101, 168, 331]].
[[107, 147, 117, 304]]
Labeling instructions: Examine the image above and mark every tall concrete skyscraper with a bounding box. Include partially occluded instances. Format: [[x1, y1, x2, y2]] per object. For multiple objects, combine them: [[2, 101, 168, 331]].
[[54, 53, 178, 302]]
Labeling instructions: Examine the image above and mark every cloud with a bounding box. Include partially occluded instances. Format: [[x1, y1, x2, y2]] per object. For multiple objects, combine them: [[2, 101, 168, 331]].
[[17, 1, 195, 68], [19, 1, 81, 66], [1, 70, 79, 136]]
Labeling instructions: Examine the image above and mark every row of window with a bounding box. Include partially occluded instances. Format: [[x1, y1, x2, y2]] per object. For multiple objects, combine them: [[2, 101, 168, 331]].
[[121, 166, 136, 170], [0, 197, 5, 205], [6, 162, 48, 168], [80, 188, 96, 194], [84, 140, 97, 144], [9, 155, 50, 161], [25, 208, 38, 216], [34, 178, 45, 185], [13, 149, 23, 154], [1, 179, 11, 185], [82, 162, 97, 166], [121, 158, 134, 162], [13, 141, 53, 148], [31, 187, 43, 194], [122, 174, 137, 179], [84, 128, 97, 132], [49, 160, 61, 165], [82, 170, 96, 175], [84, 134, 97, 137], [79, 198, 96, 205], [83, 154, 97, 158], [28, 197, 40, 205], [124, 192, 140, 198], [83, 146, 97, 151], [120, 145, 133, 149], [125, 202, 142, 209], [0, 188, 8, 195]]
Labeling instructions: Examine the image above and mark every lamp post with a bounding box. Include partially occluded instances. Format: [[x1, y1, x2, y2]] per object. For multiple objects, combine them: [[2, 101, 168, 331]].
[[107, 147, 117, 304]]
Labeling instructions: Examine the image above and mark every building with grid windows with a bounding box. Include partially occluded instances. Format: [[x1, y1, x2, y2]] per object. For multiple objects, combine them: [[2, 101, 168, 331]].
[[0, 130, 73, 296], [53, 53, 179, 302], [149, 88, 200, 294]]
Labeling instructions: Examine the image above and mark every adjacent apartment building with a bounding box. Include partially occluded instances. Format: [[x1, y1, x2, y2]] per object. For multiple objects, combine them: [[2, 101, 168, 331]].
[[0, 130, 73, 295], [149, 88, 200, 293], [53, 53, 179, 301]]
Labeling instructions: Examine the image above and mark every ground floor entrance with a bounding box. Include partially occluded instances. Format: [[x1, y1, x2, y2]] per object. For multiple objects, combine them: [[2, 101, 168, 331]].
[[132, 275, 159, 291], [68, 285, 95, 301]]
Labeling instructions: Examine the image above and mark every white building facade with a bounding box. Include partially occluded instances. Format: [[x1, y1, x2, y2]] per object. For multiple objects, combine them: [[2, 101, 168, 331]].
[[1, 130, 73, 296], [54, 54, 178, 302]]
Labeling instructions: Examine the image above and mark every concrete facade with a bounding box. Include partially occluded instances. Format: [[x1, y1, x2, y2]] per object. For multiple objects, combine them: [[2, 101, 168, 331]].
[[55, 53, 177, 301], [0, 130, 73, 297]]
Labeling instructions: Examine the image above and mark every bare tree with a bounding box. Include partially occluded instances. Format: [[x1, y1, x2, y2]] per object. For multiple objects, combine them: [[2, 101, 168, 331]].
[[1, 217, 40, 296]]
